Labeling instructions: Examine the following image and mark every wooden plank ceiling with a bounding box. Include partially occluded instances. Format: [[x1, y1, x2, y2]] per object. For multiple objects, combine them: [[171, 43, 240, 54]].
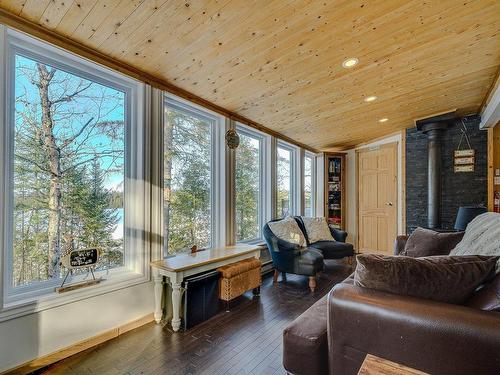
[[1, 0, 499, 150]]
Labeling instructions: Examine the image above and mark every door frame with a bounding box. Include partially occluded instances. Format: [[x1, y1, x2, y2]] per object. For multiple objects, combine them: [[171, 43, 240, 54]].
[[356, 142, 399, 253]]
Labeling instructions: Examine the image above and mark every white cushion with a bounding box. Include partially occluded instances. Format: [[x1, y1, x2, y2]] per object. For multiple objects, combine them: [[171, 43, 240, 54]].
[[301, 217, 335, 243], [268, 216, 306, 247], [450, 212, 500, 272]]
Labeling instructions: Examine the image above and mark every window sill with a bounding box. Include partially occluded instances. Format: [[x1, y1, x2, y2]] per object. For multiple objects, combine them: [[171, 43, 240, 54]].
[[0, 271, 150, 323]]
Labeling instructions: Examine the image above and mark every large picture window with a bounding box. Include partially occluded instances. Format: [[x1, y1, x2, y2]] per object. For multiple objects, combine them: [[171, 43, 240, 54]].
[[163, 98, 214, 255], [235, 126, 264, 242], [2, 29, 146, 306], [11, 53, 126, 288]]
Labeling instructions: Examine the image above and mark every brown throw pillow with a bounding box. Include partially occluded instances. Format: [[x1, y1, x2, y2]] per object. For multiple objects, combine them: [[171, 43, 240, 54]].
[[402, 227, 464, 257], [354, 254, 498, 304], [465, 273, 500, 312]]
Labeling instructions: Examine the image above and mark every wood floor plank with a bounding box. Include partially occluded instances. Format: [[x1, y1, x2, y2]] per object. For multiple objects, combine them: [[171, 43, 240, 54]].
[[34, 260, 353, 375]]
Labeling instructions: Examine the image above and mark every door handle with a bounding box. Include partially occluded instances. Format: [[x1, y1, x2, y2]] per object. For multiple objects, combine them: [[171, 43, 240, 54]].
[[386, 202, 393, 206]]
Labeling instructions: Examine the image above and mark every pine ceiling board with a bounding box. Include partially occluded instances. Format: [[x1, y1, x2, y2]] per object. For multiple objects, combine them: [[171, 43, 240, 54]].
[[279, 79, 492, 145], [230, 18, 500, 123], [39, 0, 75, 29], [151, 0, 317, 80], [305, 74, 495, 148], [89, 0, 166, 50], [236, 46, 498, 132], [146, 0, 297, 80], [19, 0, 51, 22], [55, 0, 102, 37], [284, 68, 496, 140], [100, 0, 192, 59], [198, 0, 496, 110], [69, 0, 123, 41], [120, 0, 262, 71], [0, 0, 24, 14], [1, 0, 499, 150], [88, 0, 144, 47], [167, 0, 405, 92], [209, 1, 489, 106]]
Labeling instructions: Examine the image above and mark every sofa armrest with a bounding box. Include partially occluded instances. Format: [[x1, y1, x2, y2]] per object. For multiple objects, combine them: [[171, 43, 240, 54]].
[[327, 283, 500, 375], [330, 227, 347, 243], [393, 235, 408, 255]]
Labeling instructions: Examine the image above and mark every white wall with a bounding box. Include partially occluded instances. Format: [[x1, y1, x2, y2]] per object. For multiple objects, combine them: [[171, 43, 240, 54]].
[[345, 133, 405, 249], [0, 282, 154, 372], [316, 154, 325, 216]]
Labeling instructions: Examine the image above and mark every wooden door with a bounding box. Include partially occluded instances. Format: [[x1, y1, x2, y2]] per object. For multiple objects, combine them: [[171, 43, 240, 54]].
[[357, 143, 398, 254]]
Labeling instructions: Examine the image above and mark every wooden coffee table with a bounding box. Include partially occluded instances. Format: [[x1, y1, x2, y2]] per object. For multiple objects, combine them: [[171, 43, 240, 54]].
[[358, 354, 429, 375]]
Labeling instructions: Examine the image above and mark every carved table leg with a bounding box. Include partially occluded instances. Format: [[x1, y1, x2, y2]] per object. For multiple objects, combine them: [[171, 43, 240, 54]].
[[153, 272, 163, 324], [171, 281, 182, 332]]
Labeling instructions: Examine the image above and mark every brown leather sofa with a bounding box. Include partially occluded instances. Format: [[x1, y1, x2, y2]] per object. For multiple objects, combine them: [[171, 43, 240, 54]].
[[283, 237, 500, 375]]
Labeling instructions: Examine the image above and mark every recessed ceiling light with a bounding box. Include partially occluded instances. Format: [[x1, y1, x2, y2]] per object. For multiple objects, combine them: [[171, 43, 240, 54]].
[[364, 96, 377, 102], [342, 57, 359, 68], [378, 118, 388, 123]]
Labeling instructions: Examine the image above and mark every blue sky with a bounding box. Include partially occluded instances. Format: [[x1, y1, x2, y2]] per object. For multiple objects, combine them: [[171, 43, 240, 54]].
[[14, 54, 126, 239], [14, 54, 125, 192]]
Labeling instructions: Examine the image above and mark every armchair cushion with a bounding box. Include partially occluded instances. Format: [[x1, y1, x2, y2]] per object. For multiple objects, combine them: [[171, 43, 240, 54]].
[[309, 241, 354, 260], [296, 248, 324, 276], [268, 216, 306, 247], [300, 217, 334, 243], [354, 254, 498, 304]]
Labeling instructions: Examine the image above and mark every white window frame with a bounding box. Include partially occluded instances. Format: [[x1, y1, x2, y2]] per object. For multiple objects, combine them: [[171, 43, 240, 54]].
[[0, 27, 149, 320], [234, 123, 270, 244], [276, 140, 299, 217], [303, 151, 317, 217], [162, 94, 225, 257]]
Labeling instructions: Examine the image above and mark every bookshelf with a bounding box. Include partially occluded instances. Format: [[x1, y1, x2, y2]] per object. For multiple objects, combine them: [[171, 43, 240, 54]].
[[324, 153, 346, 229]]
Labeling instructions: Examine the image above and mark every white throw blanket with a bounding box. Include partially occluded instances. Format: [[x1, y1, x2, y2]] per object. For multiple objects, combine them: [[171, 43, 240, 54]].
[[450, 212, 500, 272]]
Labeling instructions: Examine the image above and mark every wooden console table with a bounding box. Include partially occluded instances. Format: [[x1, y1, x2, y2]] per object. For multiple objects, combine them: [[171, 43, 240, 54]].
[[150, 244, 261, 331], [358, 354, 429, 375]]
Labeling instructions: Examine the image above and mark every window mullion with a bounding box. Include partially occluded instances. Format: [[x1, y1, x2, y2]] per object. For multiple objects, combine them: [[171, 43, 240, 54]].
[[220, 118, 233, 246]]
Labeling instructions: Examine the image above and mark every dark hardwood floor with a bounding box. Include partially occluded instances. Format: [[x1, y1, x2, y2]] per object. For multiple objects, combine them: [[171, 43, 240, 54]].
[[36, 260, 353, 375]]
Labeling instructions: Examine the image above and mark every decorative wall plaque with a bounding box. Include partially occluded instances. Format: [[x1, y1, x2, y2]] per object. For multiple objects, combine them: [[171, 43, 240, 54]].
[[57, 248, 102, 293], [454, 149, 474, 157], [454, 149, 475, 172], [454, 156, 474, 165], [454, 121, 475, 173], [454, 165, 474, 173]]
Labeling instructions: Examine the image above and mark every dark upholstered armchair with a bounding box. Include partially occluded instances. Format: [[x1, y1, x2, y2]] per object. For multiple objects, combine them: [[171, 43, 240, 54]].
[[263, 220, 324, 292], [294, 217, 355, 263]]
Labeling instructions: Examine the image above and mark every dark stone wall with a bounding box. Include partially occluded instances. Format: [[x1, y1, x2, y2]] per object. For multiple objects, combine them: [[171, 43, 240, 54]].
[[405, 115, 487, 233]]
